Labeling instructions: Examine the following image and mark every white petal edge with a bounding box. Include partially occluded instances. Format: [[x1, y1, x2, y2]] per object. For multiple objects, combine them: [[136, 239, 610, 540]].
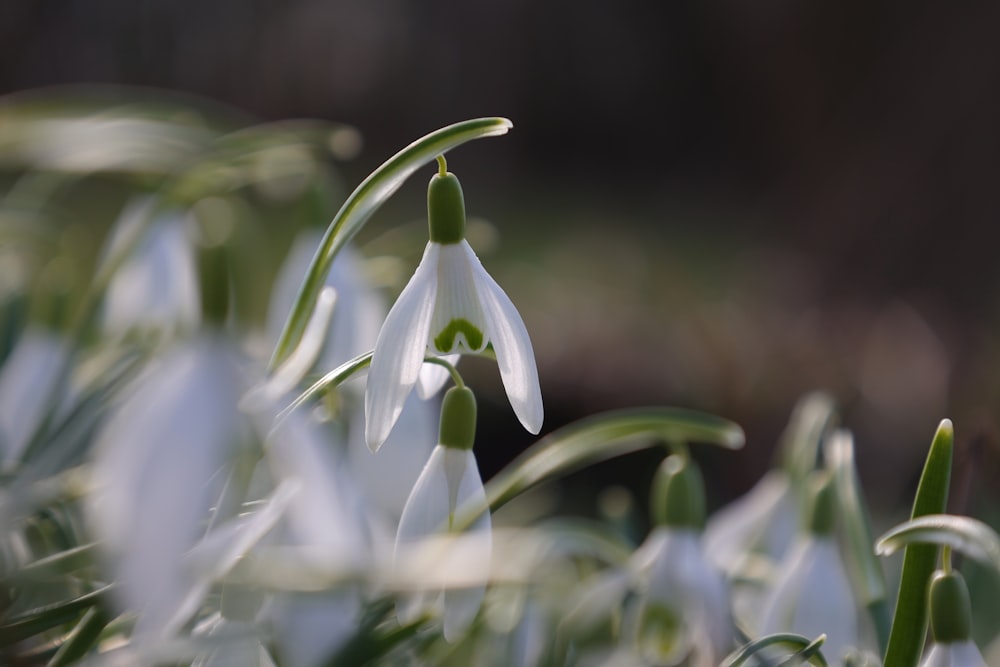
[[365, 243, 439, 451], [463, 242, 543, 433], [920, 642, 988, 667]]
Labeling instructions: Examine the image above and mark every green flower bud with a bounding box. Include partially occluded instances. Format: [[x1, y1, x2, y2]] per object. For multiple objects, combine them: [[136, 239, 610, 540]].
[[427, 171, 466, 245], [929, 570, 972, 643], [651, 455, 706, 530], [439, 385, 477, 450]]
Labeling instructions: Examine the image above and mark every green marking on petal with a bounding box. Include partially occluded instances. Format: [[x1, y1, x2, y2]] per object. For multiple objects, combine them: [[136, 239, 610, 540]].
[[434, 318, 484, 353]]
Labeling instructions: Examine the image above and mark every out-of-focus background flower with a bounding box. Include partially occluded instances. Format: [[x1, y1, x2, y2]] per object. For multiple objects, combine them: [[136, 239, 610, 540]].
[[2, 1, 999, 520]]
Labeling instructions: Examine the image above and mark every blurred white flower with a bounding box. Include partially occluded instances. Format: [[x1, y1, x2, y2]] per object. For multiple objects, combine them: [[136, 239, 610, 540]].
[[703, 470, 798, 575], [347, 391, 437, 527], [759, 472, 858, 661], [633, 527, 733, 667], [260, 409, 372, 667], [102, 197, 200, 335], [267, 234, 383, 373], [631, 456, 733, 666], [0, 327, 68, 467], [86, 336, 244, 642], [365, 170, 542, 452]]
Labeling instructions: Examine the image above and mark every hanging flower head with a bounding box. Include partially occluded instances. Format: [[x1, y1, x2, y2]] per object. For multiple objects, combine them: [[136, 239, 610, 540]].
[[919, 569, 987, 667], [364, 158, 542, 451], [394, 385, 491, 641], [633, 456, 734, 666], [759, 470, 859, 661]]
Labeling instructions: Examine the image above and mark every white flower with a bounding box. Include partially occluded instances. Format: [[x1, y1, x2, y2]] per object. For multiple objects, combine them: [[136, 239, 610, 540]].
[[86, 336, 243, 642], [365, 169, 542, 451], [759, 536, 858, 660], [102, 197, 200, 336], [394, 436, 491, 641], [633, 527, 734, 667], [921, 642, 988, 667], [703, 470, 798, 575], [365, 239, 541, 450]]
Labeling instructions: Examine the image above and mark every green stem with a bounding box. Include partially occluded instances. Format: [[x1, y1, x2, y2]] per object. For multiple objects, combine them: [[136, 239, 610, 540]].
[[882, 419, 953, 667], [424, 356, 465, 389]]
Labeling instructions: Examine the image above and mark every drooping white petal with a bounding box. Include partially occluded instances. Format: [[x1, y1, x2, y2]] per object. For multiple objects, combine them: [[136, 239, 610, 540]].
[[87, 337, 241, 642], [0, 329, 68, 467], [921, 641, 988, 667], [462, 241, 543, 433], [365, 243, 440, 451], [395, 445, 491, 641], [759, 536, 858, 661]]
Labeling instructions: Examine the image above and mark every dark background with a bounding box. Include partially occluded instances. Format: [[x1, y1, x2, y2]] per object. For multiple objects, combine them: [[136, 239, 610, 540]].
[[3, 0, 1000, 516]]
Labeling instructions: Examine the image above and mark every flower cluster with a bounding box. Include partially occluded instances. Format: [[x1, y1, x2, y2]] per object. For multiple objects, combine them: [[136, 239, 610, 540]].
[[0, 107, 997, 667]]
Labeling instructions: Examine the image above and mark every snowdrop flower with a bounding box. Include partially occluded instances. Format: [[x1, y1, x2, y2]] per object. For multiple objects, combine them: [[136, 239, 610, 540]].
[[919, 570, 987, 667], [365, 163, 542, 451], [86, 336, 244, 643], [102, 197, 200, 336], [394, 385, 491, 641], [262, 411, 371, 667], [759, 471, 858, 662], [633, 456, 733, 667]]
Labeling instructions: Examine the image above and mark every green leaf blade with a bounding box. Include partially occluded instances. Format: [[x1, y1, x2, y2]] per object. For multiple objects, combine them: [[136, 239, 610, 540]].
[[882, 418, 953, 667]]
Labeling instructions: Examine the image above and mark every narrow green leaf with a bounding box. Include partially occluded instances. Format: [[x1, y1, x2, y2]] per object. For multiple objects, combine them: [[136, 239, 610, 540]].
[[0, 585, 111, 646], [269, 117, 513, 370], [876, 514, 1000, 573], [273, 351, 373, 424], [47, 606, 110, 667], [484, 407, 744, 514], [14, 543, 98, 582], [882, 419, 953, 667], [721, 633, 828, 667]]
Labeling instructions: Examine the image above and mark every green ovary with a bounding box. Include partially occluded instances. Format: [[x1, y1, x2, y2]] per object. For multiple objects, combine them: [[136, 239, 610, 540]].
[[434, 318, 484, 353], [638, 603, 685, 662]]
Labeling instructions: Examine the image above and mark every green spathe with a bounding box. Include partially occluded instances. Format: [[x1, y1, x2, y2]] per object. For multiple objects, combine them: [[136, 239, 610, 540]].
[[652, 455, 706, 530], [440, 386, 477, 451], [428, 172, 466, 244], [929, 570, 972, 643]]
